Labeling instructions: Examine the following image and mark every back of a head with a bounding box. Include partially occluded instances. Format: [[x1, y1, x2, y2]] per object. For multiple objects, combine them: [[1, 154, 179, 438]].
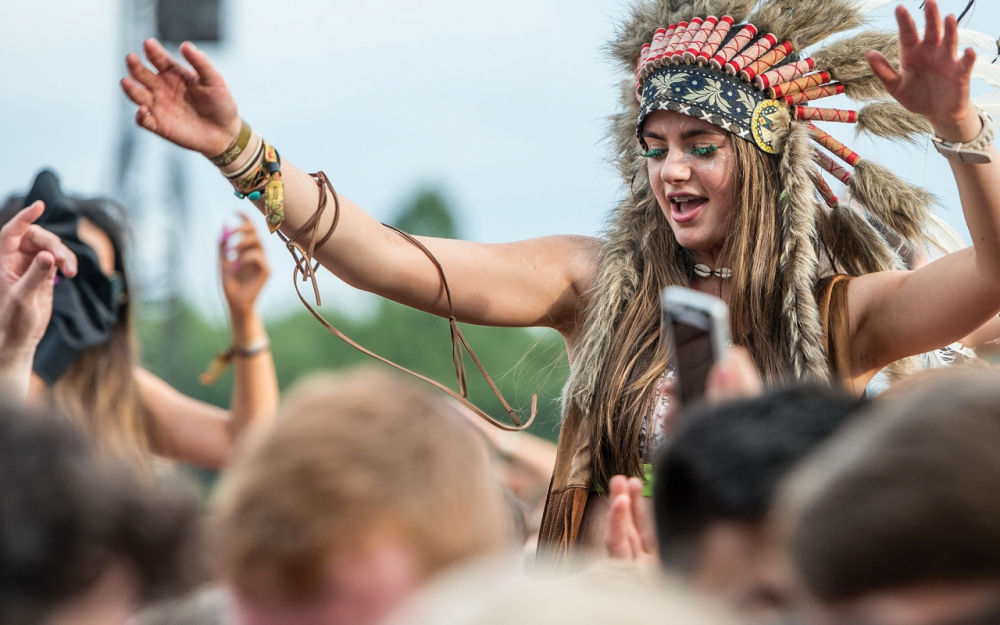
[[654, 384, 860, 569], [213, 368, 512, 596], [778, 369, 1000, 602], [386, 560, 737, 625], [0, 401, 203, 625]]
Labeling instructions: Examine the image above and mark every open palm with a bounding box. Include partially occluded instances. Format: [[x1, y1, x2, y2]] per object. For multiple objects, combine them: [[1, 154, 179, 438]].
[[121, 39, 242, 157], [868, 0, 976, 127]]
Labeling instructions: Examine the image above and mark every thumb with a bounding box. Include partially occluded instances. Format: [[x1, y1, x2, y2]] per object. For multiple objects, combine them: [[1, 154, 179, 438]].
[[13, 252, 57, 301], [867, 50, 902, 93], [606, 494, 636, 560]]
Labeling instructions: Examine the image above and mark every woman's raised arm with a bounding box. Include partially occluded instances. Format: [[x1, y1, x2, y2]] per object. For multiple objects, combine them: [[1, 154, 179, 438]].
[[121, 40, 599, 335], [849, 1, 1000, 383]]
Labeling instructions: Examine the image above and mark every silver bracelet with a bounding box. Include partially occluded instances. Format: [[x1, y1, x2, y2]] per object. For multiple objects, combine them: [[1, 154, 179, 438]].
[[932, 108, 995, 164]]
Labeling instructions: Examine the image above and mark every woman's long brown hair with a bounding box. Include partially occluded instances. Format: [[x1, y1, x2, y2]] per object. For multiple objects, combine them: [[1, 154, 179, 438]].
[[587, 136, 788, 488]]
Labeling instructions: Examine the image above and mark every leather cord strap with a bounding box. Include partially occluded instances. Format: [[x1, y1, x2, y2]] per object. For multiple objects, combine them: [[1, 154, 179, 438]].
[[277, 172, 537, 432]]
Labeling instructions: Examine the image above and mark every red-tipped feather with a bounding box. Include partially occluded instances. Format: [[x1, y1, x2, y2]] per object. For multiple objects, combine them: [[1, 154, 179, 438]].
[[813, 169, 840, 208], [710, 24, 757, 70], [740, 41, 792, 82], [793, 106, 858, 123], [698, 16, 734, 64], [814, 150, 853, 185], [756, 58, 815, 90], [725, 33, 776, 76], [684, 16, 717, 64], [811, 126, 862, 168], [671, 17, 703, 64], [771, 72, 833, 98]]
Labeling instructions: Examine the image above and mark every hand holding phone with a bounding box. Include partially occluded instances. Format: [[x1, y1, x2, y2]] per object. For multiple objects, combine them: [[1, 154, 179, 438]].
[[661, 287, 731, 405]]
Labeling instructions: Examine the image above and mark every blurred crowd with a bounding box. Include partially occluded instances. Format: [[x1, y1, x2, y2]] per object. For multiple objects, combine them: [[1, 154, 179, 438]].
[[2, 168, 1000, 625]]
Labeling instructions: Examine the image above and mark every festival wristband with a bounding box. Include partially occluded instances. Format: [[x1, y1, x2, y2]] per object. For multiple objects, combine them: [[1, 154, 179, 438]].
[[200, 336, 271, 386], [223, 131, 263, 177], [210, 120, 253, 167]]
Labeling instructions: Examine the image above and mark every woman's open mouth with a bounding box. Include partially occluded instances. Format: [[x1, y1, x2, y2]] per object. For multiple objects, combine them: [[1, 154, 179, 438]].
[[670, 195, 708, 224]]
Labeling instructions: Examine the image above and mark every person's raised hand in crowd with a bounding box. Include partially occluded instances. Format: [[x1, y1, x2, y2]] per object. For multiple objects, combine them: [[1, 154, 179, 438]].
[[868, 0, 979, 143], [606, 475, 660, 565], [0, 202, 76, 399], [220, 212, 270, 319], [121, 39, 241, 158], [606, 347, 763, 564]]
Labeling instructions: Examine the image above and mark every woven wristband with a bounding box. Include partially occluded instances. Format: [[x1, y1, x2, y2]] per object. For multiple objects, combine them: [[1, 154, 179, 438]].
[[210, 120, 253, 167]]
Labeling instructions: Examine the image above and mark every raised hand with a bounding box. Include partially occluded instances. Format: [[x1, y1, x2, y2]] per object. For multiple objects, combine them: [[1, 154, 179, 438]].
[[606, 475, 660, 565], [867, 0, 979, 142], [220, 213, 271, 319], [0, 202, 77, 397], [121, 39, 242, 157]]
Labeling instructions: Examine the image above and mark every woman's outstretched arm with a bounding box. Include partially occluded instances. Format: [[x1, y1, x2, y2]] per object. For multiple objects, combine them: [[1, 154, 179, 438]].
[[138, 216, 278, 469], [121, 40, 599, 335], [850, 1, 1000, 383]]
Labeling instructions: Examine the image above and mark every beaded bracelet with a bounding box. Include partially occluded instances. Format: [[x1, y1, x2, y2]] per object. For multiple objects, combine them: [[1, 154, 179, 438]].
[[228, 141, 285, 232]]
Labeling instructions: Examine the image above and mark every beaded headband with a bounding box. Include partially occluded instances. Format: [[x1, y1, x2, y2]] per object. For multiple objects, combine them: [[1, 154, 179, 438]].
[[635, 15, 864, 206]]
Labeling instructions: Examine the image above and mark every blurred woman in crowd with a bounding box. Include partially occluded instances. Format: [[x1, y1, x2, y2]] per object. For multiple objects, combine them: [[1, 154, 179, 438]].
[[1, 170, 278, 469]]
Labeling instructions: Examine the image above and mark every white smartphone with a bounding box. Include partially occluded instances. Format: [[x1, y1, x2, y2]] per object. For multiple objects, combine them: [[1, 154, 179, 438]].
[[661, 286, 731, 405]]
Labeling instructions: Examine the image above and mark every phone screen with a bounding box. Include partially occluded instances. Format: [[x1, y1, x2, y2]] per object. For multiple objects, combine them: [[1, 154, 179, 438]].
[[667, 307, 716, 404]]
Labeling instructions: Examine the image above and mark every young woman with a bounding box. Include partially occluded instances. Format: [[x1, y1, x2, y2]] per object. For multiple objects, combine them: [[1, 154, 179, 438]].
[[6, 171, 278, 470], [120, 0, 1000, 557]]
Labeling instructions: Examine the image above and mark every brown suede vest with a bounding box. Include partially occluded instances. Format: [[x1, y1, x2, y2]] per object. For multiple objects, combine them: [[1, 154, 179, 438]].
[[535, 275, 854, 566]]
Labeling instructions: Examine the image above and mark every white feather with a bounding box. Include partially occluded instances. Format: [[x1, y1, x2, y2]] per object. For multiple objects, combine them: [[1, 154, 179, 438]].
[[957, 29, 1000, 53], [917, 29, 998, 52], [973, 93, 1000, 116], [972, 61, 1000, 89]]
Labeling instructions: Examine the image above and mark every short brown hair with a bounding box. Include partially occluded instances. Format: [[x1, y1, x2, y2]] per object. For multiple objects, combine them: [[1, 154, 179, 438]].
[[212, 368, 511, 595], [776, 369, 1000, 602]]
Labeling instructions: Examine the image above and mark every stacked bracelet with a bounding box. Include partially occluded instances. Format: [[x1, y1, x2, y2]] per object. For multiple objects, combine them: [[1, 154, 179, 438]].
[[227, 142, 284, 232], [211, 123, 286, 233]]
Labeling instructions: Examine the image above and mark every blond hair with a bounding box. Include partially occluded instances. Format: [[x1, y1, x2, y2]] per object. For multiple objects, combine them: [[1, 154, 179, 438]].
[[212, 368, 512, 595], [51, 320, 153, 467]]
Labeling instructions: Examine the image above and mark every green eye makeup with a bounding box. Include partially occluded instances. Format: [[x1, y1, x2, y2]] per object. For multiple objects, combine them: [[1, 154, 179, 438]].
[[689, 144, 718, 157], [640, 148, 666, 158]]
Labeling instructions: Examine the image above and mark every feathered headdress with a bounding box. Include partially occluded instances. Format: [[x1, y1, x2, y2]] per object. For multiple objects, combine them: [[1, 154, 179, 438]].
[[564, 0, 993, 414]]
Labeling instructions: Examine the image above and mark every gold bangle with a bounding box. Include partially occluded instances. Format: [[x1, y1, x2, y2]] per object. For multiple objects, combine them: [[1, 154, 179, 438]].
[[210, 120, 253, 167]]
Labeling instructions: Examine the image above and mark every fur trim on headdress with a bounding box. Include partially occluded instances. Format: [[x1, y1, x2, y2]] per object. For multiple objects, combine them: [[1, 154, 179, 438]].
[[750, 0, 862, 49], [778, 121, 828, 380], [817, 200, 903, 276], [849, 160, 934, 243], [812, 31, 899, 83], [856, 102, 933, 143]]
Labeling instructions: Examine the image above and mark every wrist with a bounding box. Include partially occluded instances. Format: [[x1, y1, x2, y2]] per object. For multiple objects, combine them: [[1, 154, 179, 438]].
[[0, 345, 37, 399], [230, 309, 264, 342], [929, 106, 982, 144], [203, 117, 247, 160]]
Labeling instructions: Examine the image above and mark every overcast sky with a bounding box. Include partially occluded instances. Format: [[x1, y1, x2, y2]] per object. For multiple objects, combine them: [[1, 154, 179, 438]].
[[3, 0, 998, 321]]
